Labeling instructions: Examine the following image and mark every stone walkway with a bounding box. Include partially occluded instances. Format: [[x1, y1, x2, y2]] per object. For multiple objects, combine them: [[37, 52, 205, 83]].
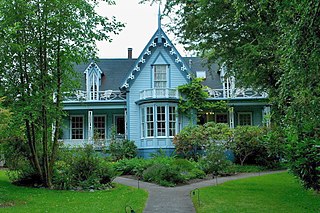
[[114, 170, 285, 213]]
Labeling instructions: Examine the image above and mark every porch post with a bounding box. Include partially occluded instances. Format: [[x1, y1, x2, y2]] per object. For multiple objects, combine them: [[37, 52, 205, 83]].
[[262, 106, 271, 127], [124, 109, 127, 139], [88, 111, 93, 144], [229, 107, 235, 128]]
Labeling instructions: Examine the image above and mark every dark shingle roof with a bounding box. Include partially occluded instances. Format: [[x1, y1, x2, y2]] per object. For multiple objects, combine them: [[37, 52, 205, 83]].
[[73, 57, 222, 90], [184, 57, 223, 89], [73, 59, 137, 90]]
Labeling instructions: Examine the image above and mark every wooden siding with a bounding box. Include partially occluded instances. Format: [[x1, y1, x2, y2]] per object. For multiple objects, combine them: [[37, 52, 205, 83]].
[[127, 47, 190, 148]]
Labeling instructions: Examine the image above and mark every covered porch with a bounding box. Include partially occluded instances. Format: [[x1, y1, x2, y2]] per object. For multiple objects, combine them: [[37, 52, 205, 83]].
[[61, 103, 126, 149]]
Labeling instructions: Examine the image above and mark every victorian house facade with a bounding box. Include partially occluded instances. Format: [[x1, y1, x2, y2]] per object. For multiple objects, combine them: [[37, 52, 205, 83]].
[[60, 16, 270, 157]]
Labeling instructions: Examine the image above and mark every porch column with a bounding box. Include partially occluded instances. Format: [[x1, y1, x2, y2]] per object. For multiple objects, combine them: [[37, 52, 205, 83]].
[[263, 106, 271, 127], [88, 111, 93, 144], [229, 107, 235, 128], [124, 109, 127, 139]]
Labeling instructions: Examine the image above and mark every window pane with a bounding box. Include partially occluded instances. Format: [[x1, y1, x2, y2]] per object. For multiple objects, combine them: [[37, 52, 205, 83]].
[[154, 65, 167, 88], [239, 113, 252, 126], [216, 113, 228, 123], [157, 106, 166, 136], [94, 116, 105, 139], [146, 107, 154, 137], [169, 106, 176, 136], [71, 116, 83, 139]]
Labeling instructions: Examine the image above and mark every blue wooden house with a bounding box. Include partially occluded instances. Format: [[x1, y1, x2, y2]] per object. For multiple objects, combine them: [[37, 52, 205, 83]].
[[60, 15, 270, 157]]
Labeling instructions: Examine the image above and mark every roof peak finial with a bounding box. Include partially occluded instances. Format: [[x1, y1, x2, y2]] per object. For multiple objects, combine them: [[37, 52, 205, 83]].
[[157, 4, 162, 43]]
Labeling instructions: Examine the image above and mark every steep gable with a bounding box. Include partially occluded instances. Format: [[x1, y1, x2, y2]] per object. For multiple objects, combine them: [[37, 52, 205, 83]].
[[120, 28, 192, 90]]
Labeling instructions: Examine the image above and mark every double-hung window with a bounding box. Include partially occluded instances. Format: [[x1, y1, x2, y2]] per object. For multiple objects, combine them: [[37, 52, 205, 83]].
[[169, 106, 176, 137], [157, 106, 166, 137], [238, 112, 252, 126], [94, 116, 105, 139], [71, 116, 84, 139], [146, 107, 154, 137], [154, 65, 167, 88]]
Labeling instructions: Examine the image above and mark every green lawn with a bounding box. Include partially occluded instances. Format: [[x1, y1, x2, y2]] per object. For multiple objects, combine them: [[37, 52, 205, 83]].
[[193, 172, 320, 213], [0, 171, 148, 213]]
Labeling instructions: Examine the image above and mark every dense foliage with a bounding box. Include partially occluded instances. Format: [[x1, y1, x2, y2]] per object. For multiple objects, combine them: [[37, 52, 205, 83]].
[[114, 157, 205, 186], [286, 138, 320, 191], [53, 145, 118, 190], [143, 0, 320, 191], [108, 139, 137, 161], [177, 78, 226, 117], [174, 123, 284, 169], [173, 122, 232, 160], [0, 0, 123, 187]]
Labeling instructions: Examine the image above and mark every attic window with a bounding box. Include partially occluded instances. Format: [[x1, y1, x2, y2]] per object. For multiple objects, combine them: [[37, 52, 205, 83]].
[[196, 71, 206, 79]]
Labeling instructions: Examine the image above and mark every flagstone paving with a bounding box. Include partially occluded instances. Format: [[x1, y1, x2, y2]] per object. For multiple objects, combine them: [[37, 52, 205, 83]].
[[114, 170, 284, 213]]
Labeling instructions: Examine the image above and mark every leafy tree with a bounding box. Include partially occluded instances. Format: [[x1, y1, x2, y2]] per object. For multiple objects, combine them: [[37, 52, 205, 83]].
[[0, 0, 123, 187], [0, 97, 11, 140], [143, 0, 320, 191]]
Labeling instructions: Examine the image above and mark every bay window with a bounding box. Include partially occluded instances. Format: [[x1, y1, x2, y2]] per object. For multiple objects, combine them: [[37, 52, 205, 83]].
[[141, 105, 177, 138]]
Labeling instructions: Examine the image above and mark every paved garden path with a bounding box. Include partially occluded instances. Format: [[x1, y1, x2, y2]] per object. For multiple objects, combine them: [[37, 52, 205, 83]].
[[114, 170, 285, 213]]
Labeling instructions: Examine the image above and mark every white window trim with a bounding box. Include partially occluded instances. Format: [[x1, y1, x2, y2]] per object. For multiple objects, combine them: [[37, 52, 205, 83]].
[[238, 112, 253, 126], [153, 64, 169, 89], [140, 105, 178, 139], [145, 106, 155, 138], [70, 115, 84, 140], [168, 105, 178, 138], [156, 105, 167, 138]]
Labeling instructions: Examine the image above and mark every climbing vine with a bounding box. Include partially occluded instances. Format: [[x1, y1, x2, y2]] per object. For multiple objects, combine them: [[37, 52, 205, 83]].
[[177, 78, 227, 117]]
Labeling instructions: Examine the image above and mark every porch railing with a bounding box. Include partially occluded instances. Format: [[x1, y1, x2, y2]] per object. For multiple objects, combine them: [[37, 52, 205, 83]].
[[139, 88, 179, 100], [54, 90, 126, 102], [207, 88, 268, 99], [60, 134, 126, 150]]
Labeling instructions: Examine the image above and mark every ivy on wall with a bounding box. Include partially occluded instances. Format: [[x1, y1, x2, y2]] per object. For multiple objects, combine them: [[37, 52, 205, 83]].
[[177, 78, 227, 117]]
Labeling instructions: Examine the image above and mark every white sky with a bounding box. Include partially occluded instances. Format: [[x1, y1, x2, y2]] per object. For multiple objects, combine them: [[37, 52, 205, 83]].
[[95, 0, 188, 59]]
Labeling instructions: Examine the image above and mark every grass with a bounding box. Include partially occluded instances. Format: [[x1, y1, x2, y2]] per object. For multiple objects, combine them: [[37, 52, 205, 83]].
[[192, 172, 320, 213], [0, 170, 148, 213]]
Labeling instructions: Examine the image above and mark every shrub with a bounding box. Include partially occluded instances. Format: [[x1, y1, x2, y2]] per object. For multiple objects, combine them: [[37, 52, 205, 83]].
[[113, 158, 149, 176], [173, 125, 205, 160], [199, 143, 232, 175], [227, 126, 263, 166], [172, 158, 205, 180], [1, 136, 41, 185], [173, 122, 232, 160], [287, 138, 320, 192], [142, 163, 185, 187], [53, 145, 118, 190], [108, 139, 137, 161], [258, 126, 286, 168]]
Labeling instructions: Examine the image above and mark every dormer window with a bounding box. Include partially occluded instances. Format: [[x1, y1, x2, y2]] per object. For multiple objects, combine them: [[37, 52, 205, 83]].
[[153, 65, 167, 88], [196, 71, 206, 79], [84, 62, 102, 100]]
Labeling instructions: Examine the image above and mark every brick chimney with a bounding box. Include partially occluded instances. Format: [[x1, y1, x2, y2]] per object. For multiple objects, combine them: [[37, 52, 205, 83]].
[[128, 48, 132, 59]]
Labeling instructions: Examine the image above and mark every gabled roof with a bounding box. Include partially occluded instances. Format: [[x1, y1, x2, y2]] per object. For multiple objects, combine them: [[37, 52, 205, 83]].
[[72, 57, 223, 91], [119, 27, 192, 90], [73, 59, 136, 90]]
